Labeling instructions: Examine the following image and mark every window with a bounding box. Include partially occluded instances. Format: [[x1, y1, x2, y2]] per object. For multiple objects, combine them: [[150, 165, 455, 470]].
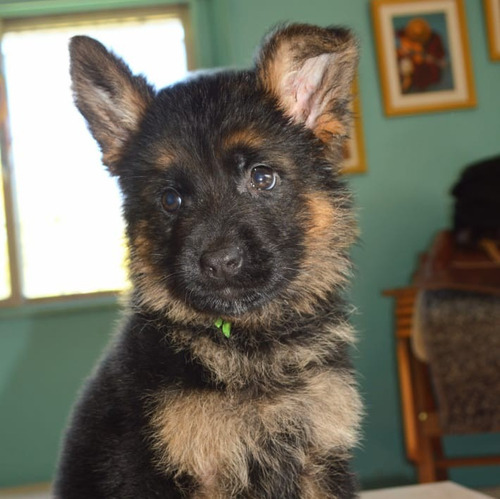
[[0, 7, 192, 304], [0, 167, 10, 300]]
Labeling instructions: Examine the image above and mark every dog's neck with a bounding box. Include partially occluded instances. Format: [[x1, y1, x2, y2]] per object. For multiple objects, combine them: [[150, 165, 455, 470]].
[[126, 291, 354, 393]]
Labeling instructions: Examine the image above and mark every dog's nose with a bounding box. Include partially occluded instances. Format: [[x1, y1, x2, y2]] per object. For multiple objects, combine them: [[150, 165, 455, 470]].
[[200, 245, 243, 280]]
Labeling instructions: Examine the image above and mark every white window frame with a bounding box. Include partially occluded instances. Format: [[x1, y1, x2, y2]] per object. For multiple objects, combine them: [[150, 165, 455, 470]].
[[0, 5, 195, 307]]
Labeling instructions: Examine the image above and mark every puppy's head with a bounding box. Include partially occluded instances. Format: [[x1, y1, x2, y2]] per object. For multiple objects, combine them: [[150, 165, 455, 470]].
[[69, 25, 358, 326]]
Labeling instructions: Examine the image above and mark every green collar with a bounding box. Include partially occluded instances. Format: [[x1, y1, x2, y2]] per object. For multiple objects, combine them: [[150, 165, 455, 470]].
[[214, 318, 232, 338]]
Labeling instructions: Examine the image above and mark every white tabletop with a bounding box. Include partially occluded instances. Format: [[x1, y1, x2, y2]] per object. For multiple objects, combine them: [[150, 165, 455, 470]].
[[0, 480, 494, 498], [360, 481, 492, 499]]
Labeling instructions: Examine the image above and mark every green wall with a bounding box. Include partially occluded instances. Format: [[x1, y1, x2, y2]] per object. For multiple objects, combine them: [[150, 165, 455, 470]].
[[0, 301, 118, 485], [1, 0, 499, 490]]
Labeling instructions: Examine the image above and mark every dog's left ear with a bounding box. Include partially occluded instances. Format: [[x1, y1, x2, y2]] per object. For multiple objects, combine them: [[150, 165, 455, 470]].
[[69, 36, 154, 174], [256, 24, 358, 144]]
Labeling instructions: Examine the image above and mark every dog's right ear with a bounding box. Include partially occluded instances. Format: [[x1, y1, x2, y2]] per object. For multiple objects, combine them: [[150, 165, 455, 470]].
[[69, 36, 154, 174], [255, 25, 358, 147]]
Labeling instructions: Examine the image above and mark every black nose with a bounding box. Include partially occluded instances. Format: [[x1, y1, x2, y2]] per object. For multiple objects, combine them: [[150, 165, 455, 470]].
[[200, 245, 244, 280]]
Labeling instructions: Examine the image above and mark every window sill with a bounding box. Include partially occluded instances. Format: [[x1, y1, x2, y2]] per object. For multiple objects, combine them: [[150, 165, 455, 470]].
[[0, 292, 123, 319]]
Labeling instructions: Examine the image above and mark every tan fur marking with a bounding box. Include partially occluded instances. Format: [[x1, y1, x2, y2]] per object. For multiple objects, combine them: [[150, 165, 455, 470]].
[[123, 82, 151, 123], [150, 370, 361, 496], [150, 390, 251, 496], [306, 193, 336, 239], [223, 129, 264, 150], [259, 39, 295, 109], [302, 474, 337, 499], [315, 114, 347, 141], [154, 149, 177, 170], [284, 192, 356, 315]]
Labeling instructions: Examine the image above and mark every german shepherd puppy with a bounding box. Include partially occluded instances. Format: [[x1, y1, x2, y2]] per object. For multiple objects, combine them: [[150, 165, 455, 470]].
[[55, 24, 362, 498]]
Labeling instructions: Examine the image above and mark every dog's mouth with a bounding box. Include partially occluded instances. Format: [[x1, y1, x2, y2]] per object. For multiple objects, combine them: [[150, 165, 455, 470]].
[[180, 279, 279, 317]]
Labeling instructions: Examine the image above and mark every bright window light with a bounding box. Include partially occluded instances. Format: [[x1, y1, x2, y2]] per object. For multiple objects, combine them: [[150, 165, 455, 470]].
[[2, 16, 188, 299], [0, 169, 10, 300]]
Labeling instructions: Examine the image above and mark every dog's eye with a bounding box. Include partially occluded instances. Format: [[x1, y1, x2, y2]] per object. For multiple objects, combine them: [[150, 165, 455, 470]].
[[250, 165, 277, 191], [161, 188, 182, 212]]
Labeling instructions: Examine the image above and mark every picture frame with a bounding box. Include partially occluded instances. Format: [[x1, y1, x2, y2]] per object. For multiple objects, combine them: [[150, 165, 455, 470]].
[[372, 0, 476, 116], [484, 0, 500, 60], [342, 80, 367, 174]]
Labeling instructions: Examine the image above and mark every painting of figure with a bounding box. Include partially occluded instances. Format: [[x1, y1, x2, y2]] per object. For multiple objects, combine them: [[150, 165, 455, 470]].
[[393, 14, 453, 93]]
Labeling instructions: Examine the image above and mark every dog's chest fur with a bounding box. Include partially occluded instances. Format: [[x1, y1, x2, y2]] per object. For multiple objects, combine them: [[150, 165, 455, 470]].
[[149, 327, 361, 498]]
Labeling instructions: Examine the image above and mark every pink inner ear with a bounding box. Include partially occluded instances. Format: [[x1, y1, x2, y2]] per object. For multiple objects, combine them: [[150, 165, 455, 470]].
[[285, 53, 337, 129]]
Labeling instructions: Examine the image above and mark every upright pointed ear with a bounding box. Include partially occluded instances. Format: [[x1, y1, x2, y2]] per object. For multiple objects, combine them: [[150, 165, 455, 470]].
[[256, 24, 358, 145], [69, 36, 154, 174]]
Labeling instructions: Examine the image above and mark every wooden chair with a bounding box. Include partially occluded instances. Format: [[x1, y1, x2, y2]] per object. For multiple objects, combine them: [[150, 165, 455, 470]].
[[384, 286, 500, 483]]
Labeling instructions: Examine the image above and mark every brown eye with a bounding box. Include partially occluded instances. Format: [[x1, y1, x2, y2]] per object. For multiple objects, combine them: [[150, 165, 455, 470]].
[[161, 188, 182, 212], [250, 165, 277, 191]]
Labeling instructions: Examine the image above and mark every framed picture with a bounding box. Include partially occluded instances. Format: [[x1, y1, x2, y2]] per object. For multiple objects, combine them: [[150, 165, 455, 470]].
[[342, 81, 367, 174], [484, 0, 500, 60], [372, 0, 476, 116]]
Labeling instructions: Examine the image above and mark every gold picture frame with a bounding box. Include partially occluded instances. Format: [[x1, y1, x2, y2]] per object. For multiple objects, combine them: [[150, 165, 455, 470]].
[[372, 0, 476, 116], [484, 0, 500, 60], [342, 80, 367, 174]]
